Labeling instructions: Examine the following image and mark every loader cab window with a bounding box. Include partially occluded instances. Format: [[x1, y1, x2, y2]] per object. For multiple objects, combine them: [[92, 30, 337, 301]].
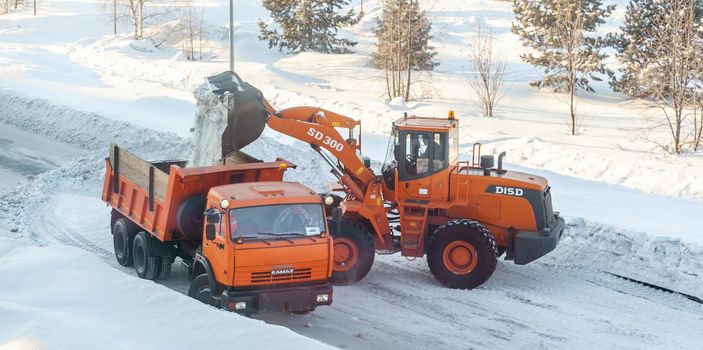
[[399, 131, 448, 181], [449, 128, 459, 165], [381, 128, 400, 190]]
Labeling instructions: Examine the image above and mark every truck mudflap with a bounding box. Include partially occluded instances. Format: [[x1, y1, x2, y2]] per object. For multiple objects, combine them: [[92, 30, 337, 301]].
[[512, 213, 565, 265], [219, 281, 333, 314]]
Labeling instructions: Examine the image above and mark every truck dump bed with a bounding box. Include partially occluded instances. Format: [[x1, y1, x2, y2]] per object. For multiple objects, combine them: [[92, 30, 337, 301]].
[[102, 144, 295, 242]]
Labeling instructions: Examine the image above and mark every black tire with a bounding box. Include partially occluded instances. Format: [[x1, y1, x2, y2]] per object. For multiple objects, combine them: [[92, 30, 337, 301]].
[[159, 255, 174, 280], [427, 219, 498, 289], [132, 232, 163, 280], [188, 273, 216, 306], [496, 247, 506, 258], [329, 218, 375, 285], [176, 194, 206, 241], [112, 217, 137, 267]]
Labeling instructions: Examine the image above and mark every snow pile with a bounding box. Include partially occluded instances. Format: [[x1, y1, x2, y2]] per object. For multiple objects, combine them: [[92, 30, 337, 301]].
[[547, 217, 703, 297], [0, 238, 332, 350], [189, 83, 230, 166], [0, 91, 188, 156]]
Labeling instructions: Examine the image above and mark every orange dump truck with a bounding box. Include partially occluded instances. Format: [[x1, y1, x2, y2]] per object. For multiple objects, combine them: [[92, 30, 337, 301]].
[[102, 144, 333, 314]]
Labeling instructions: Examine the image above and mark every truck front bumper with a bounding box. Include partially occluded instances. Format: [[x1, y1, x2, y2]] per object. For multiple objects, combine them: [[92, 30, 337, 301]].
[[219, 281, 333, 314], [512, 213, 565, 265]]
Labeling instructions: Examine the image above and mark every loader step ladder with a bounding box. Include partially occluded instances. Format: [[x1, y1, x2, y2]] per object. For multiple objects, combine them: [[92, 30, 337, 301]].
[[399, 205, 428, 257]]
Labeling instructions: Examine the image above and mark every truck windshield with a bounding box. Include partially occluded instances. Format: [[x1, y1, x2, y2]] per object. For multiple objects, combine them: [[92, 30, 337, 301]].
[[229, 203, 326, 241]]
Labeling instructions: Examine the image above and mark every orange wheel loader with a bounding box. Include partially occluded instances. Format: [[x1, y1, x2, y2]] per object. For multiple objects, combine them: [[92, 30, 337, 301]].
[[102, 144, 334, 314], [204, 71, 565, 290]]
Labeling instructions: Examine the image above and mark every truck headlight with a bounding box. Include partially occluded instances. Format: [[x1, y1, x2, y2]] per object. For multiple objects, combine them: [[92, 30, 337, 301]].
[[324, 195, 335, 206], [234, 301, 247, 310], [316, 294, 329, 303]]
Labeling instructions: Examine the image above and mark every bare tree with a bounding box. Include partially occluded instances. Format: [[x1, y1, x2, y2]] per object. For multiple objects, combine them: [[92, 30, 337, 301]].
[[645, 0, 702, 154], [468, 25, 506, 117], [1, 0, 10, 14], [178, 0, 206, 61], [693, 89, 703, 151]]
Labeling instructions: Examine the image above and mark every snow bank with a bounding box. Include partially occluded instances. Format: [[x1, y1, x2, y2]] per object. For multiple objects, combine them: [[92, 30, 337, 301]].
[[0, 238, 332, 350], [0, 91, 332, 239], [547, 217, 703, 298]]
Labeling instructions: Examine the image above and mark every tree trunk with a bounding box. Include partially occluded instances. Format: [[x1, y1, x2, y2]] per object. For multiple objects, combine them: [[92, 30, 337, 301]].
[[138, 0, 144, 39]]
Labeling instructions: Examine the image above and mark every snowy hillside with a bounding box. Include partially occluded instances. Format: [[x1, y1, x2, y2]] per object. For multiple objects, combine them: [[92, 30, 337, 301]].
[[1, 0, 702, 349]]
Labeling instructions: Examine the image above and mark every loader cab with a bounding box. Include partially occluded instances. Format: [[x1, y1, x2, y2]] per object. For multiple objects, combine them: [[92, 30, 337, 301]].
[[381, 115, 459, 202]]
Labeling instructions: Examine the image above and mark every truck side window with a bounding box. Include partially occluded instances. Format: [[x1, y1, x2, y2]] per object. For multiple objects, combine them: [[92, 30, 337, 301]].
[[216, 215, 224, 238]]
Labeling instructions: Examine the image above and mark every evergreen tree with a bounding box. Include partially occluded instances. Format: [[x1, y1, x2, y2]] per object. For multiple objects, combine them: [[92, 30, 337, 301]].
[[512, 0, 614, 135], [373, 0, 437, 100], [259, 0, 360, 54], [611, 0, 703, 98]]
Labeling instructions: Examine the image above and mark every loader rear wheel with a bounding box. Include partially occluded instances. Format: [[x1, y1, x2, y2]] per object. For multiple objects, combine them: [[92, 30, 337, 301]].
[[112, 218, 137, 267], [427, 220, 497, 289], [133, 232, 163, 280], [330, 218, 375, 285], [188, 273, 216, 306]]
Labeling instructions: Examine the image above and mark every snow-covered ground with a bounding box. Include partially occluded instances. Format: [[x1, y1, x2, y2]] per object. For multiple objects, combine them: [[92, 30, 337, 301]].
[[0, 238, 332, 350], [1, 0, 702, 349]]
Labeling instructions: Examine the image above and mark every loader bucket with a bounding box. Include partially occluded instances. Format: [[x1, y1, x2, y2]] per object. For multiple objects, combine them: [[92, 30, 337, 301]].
[[206, 71, 269, 154]]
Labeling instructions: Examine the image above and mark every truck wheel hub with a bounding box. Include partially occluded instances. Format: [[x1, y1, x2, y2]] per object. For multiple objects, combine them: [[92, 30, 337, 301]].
[[333, 238, 358, 272], [443, 241, 478, 275]]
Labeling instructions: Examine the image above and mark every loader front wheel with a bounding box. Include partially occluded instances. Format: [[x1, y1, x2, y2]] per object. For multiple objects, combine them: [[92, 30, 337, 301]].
[[133, 232, 162, 280], [427, 220, 497, 289], [112, 218, 137, 267], [330, 218, 375, 285]]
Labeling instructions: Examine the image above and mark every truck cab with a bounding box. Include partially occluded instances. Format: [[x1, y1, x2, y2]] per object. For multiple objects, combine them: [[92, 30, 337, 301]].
[[191, 182, 333, 314]]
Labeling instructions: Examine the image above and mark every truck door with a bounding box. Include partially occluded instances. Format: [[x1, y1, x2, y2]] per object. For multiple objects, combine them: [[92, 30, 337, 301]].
[[202, 210, 231, 285]]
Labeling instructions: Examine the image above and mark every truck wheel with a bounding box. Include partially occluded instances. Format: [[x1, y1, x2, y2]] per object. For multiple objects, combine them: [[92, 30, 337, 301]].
[[158, 256, 174, 280], [132, 232, 163, 280], [330, 218, 375, 285], [176, 194, 206, 241], [112, 217, 137, 267], [188, 273, 216, 306], [427, 219, 497, 289]]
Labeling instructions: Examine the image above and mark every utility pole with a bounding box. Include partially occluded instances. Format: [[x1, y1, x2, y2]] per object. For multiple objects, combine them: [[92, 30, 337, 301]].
[[228, 0, 234, 71], [33, 0, 36, 15], [113, 0, 117, 35]]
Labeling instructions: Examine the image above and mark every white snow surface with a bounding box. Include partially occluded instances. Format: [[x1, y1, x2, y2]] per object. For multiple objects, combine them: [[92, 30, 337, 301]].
[[1, 91, 702, 350], [0, 238, 333, 350], [1, 0, 703, 348]]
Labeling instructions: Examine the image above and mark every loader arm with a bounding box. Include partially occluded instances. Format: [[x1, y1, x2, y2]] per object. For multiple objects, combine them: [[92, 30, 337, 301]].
[[207, 72, 392, 246], [267, 107, 375, 196]]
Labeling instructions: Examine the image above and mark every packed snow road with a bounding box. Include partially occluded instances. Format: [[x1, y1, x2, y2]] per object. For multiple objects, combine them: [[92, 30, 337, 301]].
[[29, 191, 703, 350], [0, 122, 81, 195], [2, 96, 702, 349]]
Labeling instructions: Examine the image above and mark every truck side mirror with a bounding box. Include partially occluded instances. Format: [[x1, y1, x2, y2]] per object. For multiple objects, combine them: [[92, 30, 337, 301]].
[[205, 223, 216, 240], [206, 209, 220, 224]]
